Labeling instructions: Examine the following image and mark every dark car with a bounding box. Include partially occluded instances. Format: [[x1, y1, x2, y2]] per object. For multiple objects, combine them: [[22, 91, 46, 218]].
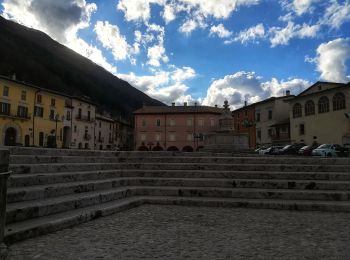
[[298, 145, 316, 156], [278, 143, 306, 155]]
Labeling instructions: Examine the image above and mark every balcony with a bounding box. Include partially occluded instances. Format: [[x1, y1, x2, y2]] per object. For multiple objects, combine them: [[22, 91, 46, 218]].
[[84, 133, 91, 141], [76, 115, 94, 122], [0, 111, 31, 120], [271, 133, 290, 143]]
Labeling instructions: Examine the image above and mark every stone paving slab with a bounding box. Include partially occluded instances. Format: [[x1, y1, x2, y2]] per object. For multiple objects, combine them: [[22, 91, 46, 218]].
[[7, 205, 350, 260]]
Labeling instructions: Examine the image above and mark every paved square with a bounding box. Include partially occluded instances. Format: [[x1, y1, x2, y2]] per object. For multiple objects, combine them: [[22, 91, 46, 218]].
[[7, 205, 350, 260]]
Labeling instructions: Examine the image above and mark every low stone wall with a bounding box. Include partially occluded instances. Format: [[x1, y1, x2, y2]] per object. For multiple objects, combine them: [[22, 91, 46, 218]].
[[0, 149, 10, 260]]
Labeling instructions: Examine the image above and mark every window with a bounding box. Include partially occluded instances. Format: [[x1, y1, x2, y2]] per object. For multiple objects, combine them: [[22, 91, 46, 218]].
[[187, 134, 192, 141], [3, 86, 9, 97], [257, 129, 261, 139], [170, 119, 175, 126], [256, 113, 260, 122], [156, 119, 161, 126], [51, 98, 55, 107], [268, 128, 273, 137], [169, 134, 175, 141], [318, 96, 329, 113], [210, 118, 215, 127], [237, 113, 240, 118], [198, 118, 204, 127], [299, 124, 305, 135], [236, 124, 240, 131], [87, 111, 91, 121], [17, 106, 28, 118], [333, 92, 346, 111], [34, 106, 44, 117], [142, 119, 146, 126], [99, 121, 102, 128], [21, 90, 26, 101], [74, 125, 77, 133], [245, 110, 248, 116], [305, 100, 315, 116], [37, 94, 42, 103], [66, 111, 71, 121], [110, 124, 112, 130], [0, 102, 10, 115], [268, 110, 272, 120], [49, 109, 55, 120], [293, 103, 302, 118], [186, 118, 193, 126], [78, 108, 82, 119]]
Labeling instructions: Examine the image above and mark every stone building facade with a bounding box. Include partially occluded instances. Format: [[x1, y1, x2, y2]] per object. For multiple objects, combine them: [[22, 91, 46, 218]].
[[289, 82, 350, 146], [134, 104, 223, 151], [232, 102, 256, 148]]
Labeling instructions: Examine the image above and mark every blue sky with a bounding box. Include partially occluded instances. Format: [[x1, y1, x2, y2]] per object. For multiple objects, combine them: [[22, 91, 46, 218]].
[[1, 0, 350, 108]]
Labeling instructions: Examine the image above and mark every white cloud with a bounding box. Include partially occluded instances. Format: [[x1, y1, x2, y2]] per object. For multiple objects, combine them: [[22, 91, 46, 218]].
[[322, 0, 350, 30], [117, 0, 165, 22], [209, 23, 232, 38], [314, 38, 350, 83], [225, 23, 265, 44], [179, 19, 201, 35], [147, 44, 168, 67], [202, 71, 309, 109], [118, 66, 197, 105], [1, 0, 117, 74], [292, 0, 316, 15], [269, 22, 320, 47], [94, 21, 130, 61]]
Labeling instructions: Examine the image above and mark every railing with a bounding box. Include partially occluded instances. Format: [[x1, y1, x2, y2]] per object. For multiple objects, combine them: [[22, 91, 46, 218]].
[[76, 115, 94, 122], [0, 149, 10, 258], [0, 112, 31, 120]]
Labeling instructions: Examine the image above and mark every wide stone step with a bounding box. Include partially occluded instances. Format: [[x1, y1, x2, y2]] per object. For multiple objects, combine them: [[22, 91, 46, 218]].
[[5, 196, 350, 244], [9, 162, 350, 174], [6, 187, 132, 224], [4, 196, 144, 244], [9, 155, 350, 165], [9, 169, 350, 188], [7, 186, 350, 224], [8, 177, 350, 203]]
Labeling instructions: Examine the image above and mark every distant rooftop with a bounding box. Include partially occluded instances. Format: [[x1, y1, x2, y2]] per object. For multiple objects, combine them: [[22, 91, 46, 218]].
[[134, 104, 223, 115]]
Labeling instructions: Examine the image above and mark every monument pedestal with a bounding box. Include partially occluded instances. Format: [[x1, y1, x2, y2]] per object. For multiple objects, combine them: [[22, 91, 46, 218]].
[[203, 101, 249, 153]]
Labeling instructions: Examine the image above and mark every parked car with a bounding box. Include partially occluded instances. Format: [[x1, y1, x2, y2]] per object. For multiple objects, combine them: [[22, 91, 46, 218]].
[[278, 143, 306, 155], [312, 144, 349, 157], [259, 146, 283, 155], [298, 145, 316, 156]]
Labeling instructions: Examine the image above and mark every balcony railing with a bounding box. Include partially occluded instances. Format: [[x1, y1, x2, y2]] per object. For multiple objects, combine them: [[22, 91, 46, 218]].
[[0, 111, 31, 120], [76, 115, 94, 122]]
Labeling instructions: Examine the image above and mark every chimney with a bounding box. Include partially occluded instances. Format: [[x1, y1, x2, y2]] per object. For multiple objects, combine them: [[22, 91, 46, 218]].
[[172, 102, 175, 106], [184, 102, 187, 107], [244, 101, 247, 106], [194, 102, 197, 107], [215, 104, 218, 108], [286, 90, 290, 96]]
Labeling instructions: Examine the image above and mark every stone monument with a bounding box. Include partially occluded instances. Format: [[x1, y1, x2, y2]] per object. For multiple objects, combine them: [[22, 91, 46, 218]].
[[203, 101, 249, 152]]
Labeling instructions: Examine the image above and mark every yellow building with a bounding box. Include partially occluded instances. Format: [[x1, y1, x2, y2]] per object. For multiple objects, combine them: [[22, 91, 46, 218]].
[[0, 75, 66, 147], [290, 81, 350, 146]]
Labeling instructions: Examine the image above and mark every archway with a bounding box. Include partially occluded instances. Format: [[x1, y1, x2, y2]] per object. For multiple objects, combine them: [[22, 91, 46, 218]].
[[167, 146, 179, 151], [152, 145, 163, 151], [24, 135, 30, 146], [4, 127, 17, 146], [182, 146, 193, 152], [138, 145, 149, 151]]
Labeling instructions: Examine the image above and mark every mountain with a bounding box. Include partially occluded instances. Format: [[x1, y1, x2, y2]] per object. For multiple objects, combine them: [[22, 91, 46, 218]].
[[0, 17, 164, 117]]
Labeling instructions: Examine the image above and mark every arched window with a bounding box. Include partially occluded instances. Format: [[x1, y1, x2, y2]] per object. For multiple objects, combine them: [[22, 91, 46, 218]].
[[318, 96, 329, 113], [333, 92, 346, 111], [293, 103, 302, 118], [305, 100, 315, 116]]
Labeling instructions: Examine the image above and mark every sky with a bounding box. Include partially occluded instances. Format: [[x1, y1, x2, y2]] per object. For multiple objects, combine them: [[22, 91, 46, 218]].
[[1, 0, 350, 109]]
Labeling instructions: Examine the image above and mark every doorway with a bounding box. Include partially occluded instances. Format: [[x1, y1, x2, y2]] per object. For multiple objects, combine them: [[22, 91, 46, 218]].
[[39, 132, 44, 147], [24, 135, 30, 146], [62, 126, 71, 148], [4, 127, 17, 146]]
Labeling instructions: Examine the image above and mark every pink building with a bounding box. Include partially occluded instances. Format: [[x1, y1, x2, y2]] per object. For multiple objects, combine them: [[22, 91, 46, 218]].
[[134, 104, 223, 151]]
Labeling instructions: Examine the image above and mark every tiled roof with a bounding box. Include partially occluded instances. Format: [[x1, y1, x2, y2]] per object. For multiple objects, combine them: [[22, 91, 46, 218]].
[[134, 105, 223, 115]]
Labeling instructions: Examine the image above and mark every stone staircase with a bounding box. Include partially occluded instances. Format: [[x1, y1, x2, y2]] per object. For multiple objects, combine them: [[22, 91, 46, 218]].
[[4, 147, 350, 244]]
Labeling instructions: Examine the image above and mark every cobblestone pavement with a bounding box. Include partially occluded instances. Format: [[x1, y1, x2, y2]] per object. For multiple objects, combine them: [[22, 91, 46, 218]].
[[7, 205, 350, 260]]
